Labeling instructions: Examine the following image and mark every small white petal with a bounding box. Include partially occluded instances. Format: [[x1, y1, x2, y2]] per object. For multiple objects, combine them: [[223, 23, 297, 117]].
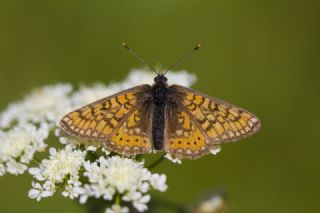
[[210, 145, 221, 155], [164, 154, 182, 164], [105, 204, 129, 213], [49, 147, 56, 155], [140, 194, 151, 203], [139, 182, 149, 193], [0, 164, 6, 176], [28, 167, 41, 176], [79, 194, 88, 204], [86, 146, 97, 151], [28, 189, 41, 200], [150, 174, 168, 192], [133, 202, 148, 212], [31, 181, 42, 190], [196, 195, 225, 212], [59, 137, 67, 144], [62, 191, 69, 197], [41, 190, 54, 198]]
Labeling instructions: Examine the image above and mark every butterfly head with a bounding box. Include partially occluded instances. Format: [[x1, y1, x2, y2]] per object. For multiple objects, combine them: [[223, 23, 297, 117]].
[[154, 73, 168, 85]]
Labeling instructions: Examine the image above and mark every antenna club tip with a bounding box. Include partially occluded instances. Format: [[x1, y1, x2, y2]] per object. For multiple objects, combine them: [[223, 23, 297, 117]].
[[122, 42, 129, 49], [195, 44, 201, 50]]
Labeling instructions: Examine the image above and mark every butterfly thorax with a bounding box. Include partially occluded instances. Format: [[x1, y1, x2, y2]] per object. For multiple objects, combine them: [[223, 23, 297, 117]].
[[152, 74, 168, 104], [151, 74, 169, 150]]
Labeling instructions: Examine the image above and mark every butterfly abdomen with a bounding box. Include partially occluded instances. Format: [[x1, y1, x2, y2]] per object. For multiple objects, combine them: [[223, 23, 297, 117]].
[[152, 104, 166, 150], [151, 76, 169, 150]]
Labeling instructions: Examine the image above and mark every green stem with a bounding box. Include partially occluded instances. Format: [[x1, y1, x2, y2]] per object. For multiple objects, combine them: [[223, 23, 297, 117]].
[[30, 159, 40, 166], [147, 154, 166, 170], [115, 193, 121, 205], [84, 198, 108, 213]]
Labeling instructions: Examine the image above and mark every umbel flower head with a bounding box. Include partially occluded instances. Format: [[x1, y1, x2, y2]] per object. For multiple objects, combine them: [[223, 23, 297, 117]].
[[0, 124, 48, 175], [0, 69, 221, 212]]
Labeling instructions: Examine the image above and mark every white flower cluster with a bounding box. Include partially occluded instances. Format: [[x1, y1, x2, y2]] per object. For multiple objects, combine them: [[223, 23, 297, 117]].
[[28, 145, 86, 201], [0, 84, 73, 128], [78, 156, 167, 212], [0, 69, 199, 212], [0, 123, 48, 176], [28, 149, 167, 212]]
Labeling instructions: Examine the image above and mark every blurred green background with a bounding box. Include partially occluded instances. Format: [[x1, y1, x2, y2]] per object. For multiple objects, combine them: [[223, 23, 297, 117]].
[[0, 0, 319, 212]]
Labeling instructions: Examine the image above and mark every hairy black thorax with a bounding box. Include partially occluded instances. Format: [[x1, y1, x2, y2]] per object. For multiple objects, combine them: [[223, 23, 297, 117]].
[[151, 74, 169, 150]]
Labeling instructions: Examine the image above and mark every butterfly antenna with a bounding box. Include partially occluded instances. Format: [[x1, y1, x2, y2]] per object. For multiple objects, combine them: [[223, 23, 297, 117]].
[[164, 44, 201, 75], [122, 42, 157, 74]]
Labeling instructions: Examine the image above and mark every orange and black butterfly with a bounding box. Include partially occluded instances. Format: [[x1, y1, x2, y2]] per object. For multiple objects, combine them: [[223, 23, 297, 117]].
[[60, 44, 261, 159]]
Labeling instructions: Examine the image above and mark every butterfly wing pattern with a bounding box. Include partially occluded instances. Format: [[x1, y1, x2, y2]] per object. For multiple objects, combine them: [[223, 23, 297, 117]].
[[60, 85, 153, 155], [60, 74, 261, 159], [164, 85, 261, 159], [164, 106, 208, 159]]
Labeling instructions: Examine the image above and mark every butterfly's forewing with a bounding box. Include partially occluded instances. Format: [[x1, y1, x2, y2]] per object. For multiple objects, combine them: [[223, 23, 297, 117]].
[[164, 85, 261, 159], [60, 85, 153, 155]]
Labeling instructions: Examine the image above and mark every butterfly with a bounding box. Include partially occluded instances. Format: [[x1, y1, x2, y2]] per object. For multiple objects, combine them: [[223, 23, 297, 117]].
[[60, 44, 261, 159]]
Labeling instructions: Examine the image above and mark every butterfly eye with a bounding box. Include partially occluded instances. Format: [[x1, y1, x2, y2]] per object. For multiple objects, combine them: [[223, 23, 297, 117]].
[[163, 76, 167, 82], [154, 75, 167, 84]]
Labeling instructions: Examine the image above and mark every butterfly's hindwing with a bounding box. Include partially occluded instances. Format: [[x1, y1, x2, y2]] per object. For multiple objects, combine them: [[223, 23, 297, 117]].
[[108, 105, 153, 155], [60, 85, 152, 155], [164, 105, 211, 159], [170, 85, 261, 144]]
